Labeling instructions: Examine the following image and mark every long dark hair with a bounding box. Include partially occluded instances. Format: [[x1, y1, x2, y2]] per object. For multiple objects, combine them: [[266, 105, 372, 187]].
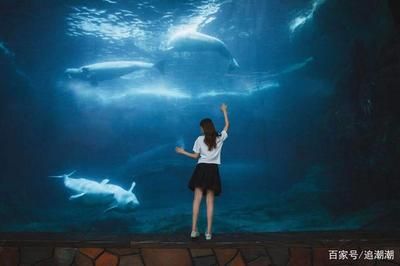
[[200, 118, 220, 151]]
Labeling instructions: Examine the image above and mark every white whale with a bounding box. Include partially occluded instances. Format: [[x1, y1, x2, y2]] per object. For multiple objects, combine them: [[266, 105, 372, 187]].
[[65, 60, 165, 85], [50, 171, 139, 213], [100, 182, 140, 213], [166, 31, 239, 71]]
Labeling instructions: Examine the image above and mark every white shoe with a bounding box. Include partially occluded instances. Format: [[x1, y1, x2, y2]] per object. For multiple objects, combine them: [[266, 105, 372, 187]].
[[190, 231, 200, 238], [205, 232, 212, 240]]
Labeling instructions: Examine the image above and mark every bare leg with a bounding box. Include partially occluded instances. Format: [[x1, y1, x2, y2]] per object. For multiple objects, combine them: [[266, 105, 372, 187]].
[[192, 188, 203, 232], [206, 189, 214, 234]]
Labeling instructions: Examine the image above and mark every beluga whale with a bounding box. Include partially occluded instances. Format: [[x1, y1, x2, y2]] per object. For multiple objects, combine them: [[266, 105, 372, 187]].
[[65, 60, 165, 86], [50, 171, 140, 213], [100, 180, 140, 213], [166, 31, 240, 71]]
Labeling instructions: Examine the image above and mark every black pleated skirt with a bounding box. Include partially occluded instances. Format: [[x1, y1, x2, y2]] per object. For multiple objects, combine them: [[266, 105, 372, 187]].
[[188, 163, 221, 196]]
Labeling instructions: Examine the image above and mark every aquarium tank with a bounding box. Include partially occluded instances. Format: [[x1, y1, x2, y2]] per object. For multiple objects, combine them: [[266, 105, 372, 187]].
[[1, 0, 400, 234]]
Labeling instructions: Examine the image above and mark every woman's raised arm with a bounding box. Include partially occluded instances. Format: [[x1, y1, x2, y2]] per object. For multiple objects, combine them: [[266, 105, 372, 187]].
[[220, 103, 229, 132]]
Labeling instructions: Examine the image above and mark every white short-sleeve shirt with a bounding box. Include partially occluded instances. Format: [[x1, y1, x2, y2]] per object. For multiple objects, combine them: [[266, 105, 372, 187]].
[[192, 130, 228, 164]]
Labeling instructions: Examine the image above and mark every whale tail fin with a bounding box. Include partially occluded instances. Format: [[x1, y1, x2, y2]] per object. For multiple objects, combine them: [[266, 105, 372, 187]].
[[49, 170, 76, 179], [228, 57, 240, 72], [154, 60, 166, 75]]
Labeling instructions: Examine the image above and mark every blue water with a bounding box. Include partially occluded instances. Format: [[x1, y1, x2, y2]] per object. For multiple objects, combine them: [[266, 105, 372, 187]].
[[0, 0, 398, 234]]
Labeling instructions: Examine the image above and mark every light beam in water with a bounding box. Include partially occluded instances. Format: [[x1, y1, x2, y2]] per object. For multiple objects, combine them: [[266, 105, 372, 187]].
[[64, 80, 192, 105]]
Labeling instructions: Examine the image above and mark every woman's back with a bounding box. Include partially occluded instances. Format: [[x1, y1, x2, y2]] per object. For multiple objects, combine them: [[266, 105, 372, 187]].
[[193, 130, 228, 164]]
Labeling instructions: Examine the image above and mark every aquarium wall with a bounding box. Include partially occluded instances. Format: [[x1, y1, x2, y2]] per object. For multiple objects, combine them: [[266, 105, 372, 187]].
[[1, 0, 400, 234]]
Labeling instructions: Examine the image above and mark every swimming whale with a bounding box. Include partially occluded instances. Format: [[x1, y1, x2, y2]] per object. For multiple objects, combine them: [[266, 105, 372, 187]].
[[50, 171, 140, 213], [100, 181, 140, 213], [166, 31, 239, 71], [65, 60, 165, 85]]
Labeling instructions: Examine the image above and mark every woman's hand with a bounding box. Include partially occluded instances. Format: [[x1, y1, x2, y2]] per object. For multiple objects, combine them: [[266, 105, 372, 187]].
[[175, 147, 184, 154], [220, 103, 229, 132], [220, 103, 228, 112], [176, 147, 200, 159]]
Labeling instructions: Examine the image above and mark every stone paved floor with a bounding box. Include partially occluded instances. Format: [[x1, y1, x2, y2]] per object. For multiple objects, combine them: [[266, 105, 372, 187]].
[[1, 231, 400, 265]]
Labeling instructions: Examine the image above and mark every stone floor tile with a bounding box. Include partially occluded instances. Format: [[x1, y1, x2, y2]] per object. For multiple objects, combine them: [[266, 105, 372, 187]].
[[247, 256, 273, 266], [20, 247, 53, 265], [142, 248, 192, 266], [193, 255, 217, 266], [267, 247, 289, 266], [119, 254, 144, 266], [79, 248, 104, 259], [35, 258, 57, 266], [288, 247, 312, 266], [0, 247, 19, 266], [190, 249, 214, 258], [375, 260, 400, 266], [95, 252, 118, 266], [54, 247, 77, 266], [107, 248, 140, 256], [227, 252, 246, 266], [74, 252, 94, 266], [313, 247, 331, 266], [214, 248, 237, 265], [240, 247, 268, 262]]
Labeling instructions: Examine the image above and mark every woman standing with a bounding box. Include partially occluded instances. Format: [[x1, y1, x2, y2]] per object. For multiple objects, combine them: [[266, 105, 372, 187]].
[[175, 103, 229, 240]]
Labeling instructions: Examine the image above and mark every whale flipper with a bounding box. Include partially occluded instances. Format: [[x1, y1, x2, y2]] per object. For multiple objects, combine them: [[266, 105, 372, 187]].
[[69, 192, 86, 200], [101, 179, 110, 185], [129, 181, 136, 192], [49, 170, 76, 179], [228, 58, 240, 71]]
